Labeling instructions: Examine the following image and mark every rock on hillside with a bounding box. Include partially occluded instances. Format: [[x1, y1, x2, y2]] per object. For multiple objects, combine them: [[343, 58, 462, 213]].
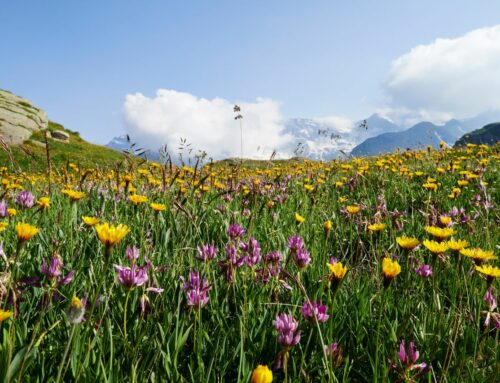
[[0, 89, 48, 145]]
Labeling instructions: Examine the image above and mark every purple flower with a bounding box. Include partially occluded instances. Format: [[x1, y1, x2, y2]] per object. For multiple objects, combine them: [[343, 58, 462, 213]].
[[301, 301, 329, 324], [40, 254, 74, 287], [274, 313, 301, 347], [114, 264, 148, 290], [241, 237, 261, 267], [293, 248, 311, 269], [181, 270, 211, 309], [0, 200, 7, 218], [264, 251, 282, 264], [484, 288, 500, 329], [325, 342, 339, 356], [395, 340, 428, 372], [415, 264, 433, 278], [125, 246, 140, 262], [196, 244, 217, 262], [15, 190, 35, 208], [218, 244, 246, 283], [228, 224, 245, 239], [286, 235, 304, 253]]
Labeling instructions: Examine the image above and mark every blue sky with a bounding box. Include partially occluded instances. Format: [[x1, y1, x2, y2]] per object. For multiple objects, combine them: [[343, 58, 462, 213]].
[[2, 1, 500, 145]]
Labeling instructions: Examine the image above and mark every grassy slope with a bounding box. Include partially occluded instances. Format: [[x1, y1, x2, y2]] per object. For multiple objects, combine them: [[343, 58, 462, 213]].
[[0, 122, 130, 172]]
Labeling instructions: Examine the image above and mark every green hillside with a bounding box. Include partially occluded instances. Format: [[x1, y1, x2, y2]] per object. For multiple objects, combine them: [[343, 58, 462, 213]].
[[454, 122, 500, 147]]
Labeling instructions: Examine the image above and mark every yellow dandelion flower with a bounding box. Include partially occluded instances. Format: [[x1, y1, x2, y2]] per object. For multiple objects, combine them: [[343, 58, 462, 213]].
[[475, 264, 500, 279], [396, 236, 420, 251], [251, 365, 273, 383], [150, 203, 166, 212], [294, 212, 305, 224], [460, 248, 497, 262], [327, 261, 347, 281], [425, 226, 455, 240], [0, 222, 8, 232], [382, 258, 401, 280], [82, 216, 100, 226], [0, 309, 13, 323], [95, 223, 130, 248], [61, 189, 86, 202], [324, 220, 332, 232], [36, 197, 51, 209], [16, 222, 40, 242], [423, 239, 448, 254], [439, 216, 452, 227], [7, 208, 16, 217], [446, 239, 468, 252], [128, 194, 148, 205], [346, 205, 360, 214], [368, 223, 386, 232], [422, 182, 438, 191]]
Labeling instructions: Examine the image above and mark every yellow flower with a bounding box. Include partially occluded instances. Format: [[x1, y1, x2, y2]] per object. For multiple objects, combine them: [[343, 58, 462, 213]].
[[324, 220, 332, 232], [37, 197, 51, 209], [423, 239, 448, 254], [422, 182, 438, 191], [294, 212, 305, 224], [439, 216, 452, 227], [460, 248, 497, 262], [475, 264, 500, 279], [95, 223, 130, 248], [129, 194, 148, 205], [0, 309, 13, 323], [382, 258, 401, 280], [62, 189, 86, 202], [346, 205, 360, 214], [7, 208, 16, 217], [424, 226, 455, 240], [251, 365, 273, 383], [368, 223, 386, 232], [267, 200, 275, 209], [16, 222, 40, 242], [150, 203, 166, 212], [396, 236, 419, 251], [327, 261, 347, 281], [0, 222, 8, 232], [82, 216, 100, 226], [446, 239, 468, 252], [71, 296, 82, 310]]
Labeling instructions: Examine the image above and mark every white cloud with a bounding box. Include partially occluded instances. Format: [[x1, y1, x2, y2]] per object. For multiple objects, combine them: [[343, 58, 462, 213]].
[[384, 25, 500, 124], [123, 89, 294, 160]]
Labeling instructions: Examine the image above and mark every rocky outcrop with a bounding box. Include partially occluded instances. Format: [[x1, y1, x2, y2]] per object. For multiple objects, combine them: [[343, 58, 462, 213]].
[[0, 89, 48, 145], [50, 130, 70, 142]]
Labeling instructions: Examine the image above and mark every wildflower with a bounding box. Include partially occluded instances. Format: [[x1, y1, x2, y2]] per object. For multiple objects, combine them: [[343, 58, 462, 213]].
[[251, 365, 273, 383], [181, 270, 211, 309], [0, 308, 13, 322], [439, 215, 452, 227], [0, 200, 7, 218], [424, 226, 454, 240], [396, 236, 419, 251], [82, 216, 100, 226], [294, 212, 305, 224], [0, 222, 7, 232], [7, 208, 16, 217], [41, 254, 74, 285], [293, 248, 311, 270], [114, 264, 148, 290], [324, 220, 332, 233], [62, 189, 86, 202], [36, 197, 51, 209], [324, 342, 343, 366], [415, 264, 433, 278], [196, 244, 217, 262], [483, 288, 500, 329], [368, 223, 386, 232], [228, 223, 245, 239], [327, 258, 347, 282], [95, 223, 130, 249], [66, 296, 85, 324], [475, 264, 500, 284], [382, 257, 401, 286], [287, 235, 305, 253], [218, 244, 246, 283], [446, 239, 468, 252], [422, 182, 438, 191], [423, 239, 448, 255], [301, 301, 329, 324], [16, 222, 40, 243], [241, 237, 261, 267], [15, 190, 35, 208], [274, 313, 301, 347], [129, 194, 148, 205], [460, 248, 497, 264], [125, 246, 140, 262], [150, 202, 166, 212], [392, 340, 428, 377], [346, 205, 360, 214]]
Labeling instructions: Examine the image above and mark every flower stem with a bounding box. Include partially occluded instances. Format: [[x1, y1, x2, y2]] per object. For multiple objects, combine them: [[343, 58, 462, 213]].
[[55, 324, 76, 383], [123, 290, 131, 342], [374, 288, 387, 382]]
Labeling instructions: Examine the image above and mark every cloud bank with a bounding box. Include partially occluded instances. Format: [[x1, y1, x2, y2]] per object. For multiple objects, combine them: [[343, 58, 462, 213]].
[[123, 89, 294, 160], [384, 25, 500, 124]]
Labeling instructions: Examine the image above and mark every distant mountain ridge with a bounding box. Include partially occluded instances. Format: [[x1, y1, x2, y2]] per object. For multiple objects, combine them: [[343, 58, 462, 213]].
[[454, 123, 500, 147]]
